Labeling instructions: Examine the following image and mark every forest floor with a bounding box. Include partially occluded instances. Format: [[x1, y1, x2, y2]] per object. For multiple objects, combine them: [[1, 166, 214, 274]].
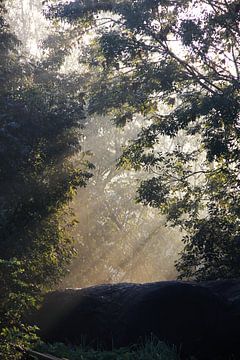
[[34, 340, 240, 360], [35, 339, 180, 360]]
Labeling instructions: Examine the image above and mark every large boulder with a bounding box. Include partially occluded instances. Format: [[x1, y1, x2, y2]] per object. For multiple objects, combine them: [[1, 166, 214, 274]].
[[31, 280, 240, 359]]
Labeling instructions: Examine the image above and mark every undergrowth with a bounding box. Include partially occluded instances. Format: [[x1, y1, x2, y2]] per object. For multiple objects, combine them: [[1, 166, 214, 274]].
[[36, 338, 180, 360]]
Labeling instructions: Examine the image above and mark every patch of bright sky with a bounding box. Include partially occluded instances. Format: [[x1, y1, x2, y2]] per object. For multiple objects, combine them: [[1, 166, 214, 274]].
[[6, 0, 47, 57], [7, 0, 72, 58]]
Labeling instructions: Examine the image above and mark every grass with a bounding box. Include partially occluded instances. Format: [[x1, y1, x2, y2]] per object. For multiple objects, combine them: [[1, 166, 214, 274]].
[[35, 337, 181, 360]]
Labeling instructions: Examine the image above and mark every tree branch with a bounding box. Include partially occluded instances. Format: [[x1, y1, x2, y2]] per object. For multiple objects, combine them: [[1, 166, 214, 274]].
[[231, 44, 240, 81], [144, 27, 223, 95], [46, 0, 115, 22]]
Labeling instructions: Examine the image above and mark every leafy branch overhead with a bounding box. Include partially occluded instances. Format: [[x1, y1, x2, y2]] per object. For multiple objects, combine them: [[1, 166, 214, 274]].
[[50, 0, 240, 280]]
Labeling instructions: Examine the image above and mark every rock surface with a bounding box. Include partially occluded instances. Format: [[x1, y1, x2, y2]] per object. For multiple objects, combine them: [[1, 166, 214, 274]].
[[31, 280, 240, 359]]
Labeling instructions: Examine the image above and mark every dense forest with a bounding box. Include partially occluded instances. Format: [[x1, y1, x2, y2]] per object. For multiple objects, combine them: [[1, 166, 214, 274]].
[[0, 0, 239, 359]]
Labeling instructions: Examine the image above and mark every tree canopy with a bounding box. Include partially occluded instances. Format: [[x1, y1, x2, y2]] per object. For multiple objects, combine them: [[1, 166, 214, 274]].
[[49, 0, 240, 280], [0, 2, 92, 358]]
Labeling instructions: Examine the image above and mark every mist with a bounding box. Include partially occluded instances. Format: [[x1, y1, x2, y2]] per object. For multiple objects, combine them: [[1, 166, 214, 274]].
[[62, 116, 183, 287]]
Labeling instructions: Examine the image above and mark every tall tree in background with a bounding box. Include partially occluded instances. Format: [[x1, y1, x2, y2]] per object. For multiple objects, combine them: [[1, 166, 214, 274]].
[[0, 2, 92, 358], [49, 0, 240, 280], [63, 116, 182, 288]]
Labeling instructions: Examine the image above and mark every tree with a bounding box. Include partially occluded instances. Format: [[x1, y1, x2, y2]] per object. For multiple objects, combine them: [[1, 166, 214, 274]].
[[0, 2, 92, 358], [49, 0, 240, 280], [62, 115, 182, 288]]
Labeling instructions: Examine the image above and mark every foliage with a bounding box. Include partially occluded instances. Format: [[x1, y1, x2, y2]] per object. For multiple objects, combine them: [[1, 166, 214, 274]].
[[0, 259, 39, 359], [0, 2, 92, 358], [36, 338, 180, 360], [50, 0, 240, 280]]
